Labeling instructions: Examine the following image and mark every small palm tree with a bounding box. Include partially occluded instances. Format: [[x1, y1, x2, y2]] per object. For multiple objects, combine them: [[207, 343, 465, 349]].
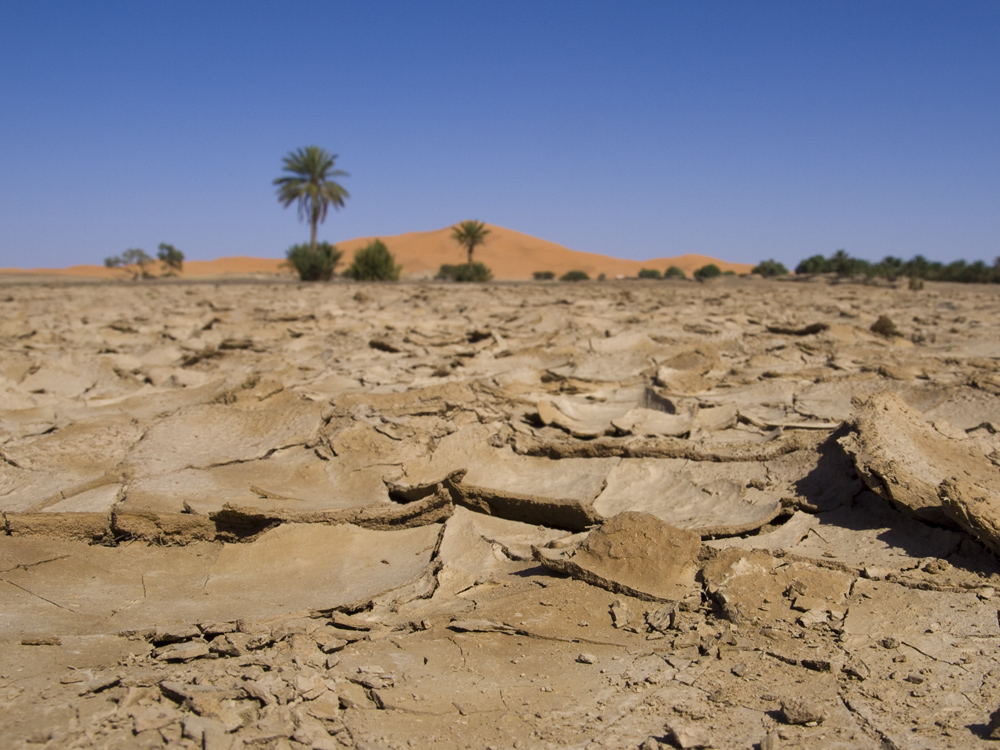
[[274, 146, 349, 254], [450, 220, 491, 265]]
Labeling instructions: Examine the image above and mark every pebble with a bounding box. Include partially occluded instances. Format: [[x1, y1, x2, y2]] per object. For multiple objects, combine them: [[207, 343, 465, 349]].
[[780, 697, 825, 725], [576, 653, 597, 665]]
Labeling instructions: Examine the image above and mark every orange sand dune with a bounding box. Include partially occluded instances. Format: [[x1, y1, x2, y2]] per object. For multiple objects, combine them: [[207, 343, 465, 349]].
[[0, 224, 752, 281]]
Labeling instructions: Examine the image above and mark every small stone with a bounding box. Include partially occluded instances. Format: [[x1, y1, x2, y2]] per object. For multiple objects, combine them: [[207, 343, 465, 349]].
[[760, 730, 780, 750], [610, 598, 633, 629], [780, 697, 825, 725], [198, 620, 237, 636], [665, 719, 713, 748], [987, 705, 1000, 738], [880, 636, 901, 649], [647, 602, 679, 633], [153, 640, 210, 662], [577, 653, 597, 664], [314, 632, 349, 654], [153, 624, 201, 644]]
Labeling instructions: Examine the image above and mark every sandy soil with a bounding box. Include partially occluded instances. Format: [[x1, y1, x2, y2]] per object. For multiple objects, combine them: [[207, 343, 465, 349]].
[[0, 224, 753, 282], [2, 274, 1000, 750]]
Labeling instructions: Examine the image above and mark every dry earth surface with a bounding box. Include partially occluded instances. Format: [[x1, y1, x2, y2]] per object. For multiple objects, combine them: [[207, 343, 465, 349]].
[[3, 274, 1000, 750]]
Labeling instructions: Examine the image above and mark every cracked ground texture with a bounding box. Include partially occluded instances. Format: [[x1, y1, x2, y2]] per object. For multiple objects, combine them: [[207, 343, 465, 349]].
[[3, 275, 1000, 749]]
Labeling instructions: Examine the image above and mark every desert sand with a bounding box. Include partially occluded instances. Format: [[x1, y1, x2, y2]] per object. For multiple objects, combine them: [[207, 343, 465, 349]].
[[3, 273, 1000, 749], [0, 223, 752, 282]]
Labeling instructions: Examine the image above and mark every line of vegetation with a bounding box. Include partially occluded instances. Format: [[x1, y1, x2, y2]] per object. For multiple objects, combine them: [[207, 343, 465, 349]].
[[792, 249, 1000, 284], [104, 243, 184, 280], [436, 262, 493, 282]]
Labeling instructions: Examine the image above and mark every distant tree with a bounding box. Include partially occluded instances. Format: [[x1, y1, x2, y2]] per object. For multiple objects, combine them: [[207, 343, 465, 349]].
[[830, 250, 854, 276], [533, 271, 555, 280], [274, 146, 349, 255], [560, 270, 589, 282], [961, 260, 992, 284], [450, 220, 491, 265], [637, 268, 662, 279], [751, 259, 788, 277], [157, 243, 184, 275], [694, 264, 721, 280], [104, 248, 154, 280], [664, 266, 686, 279], [343, 239, 401, 281], [874, 255, 903, 281], [284, 241, 342, 281], [436, 262, 493, 282], [795, 255, 831, 274]]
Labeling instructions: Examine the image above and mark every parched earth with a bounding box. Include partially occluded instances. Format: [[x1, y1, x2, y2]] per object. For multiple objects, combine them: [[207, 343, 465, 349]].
[[3, 275, 1000, 750]]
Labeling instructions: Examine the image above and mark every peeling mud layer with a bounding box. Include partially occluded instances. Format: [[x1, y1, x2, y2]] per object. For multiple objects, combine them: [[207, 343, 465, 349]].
[[3, 276, 1000, 749]]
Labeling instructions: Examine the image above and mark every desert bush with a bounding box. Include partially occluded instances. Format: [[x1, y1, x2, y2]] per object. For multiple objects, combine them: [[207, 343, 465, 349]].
[[795, 255, 831, 274], [637, 268, 662, 279], [597, 273, 607, 281], [105, 248, 154, 280], [908, 276, 924, 291], [533, 271, 555, 280], [793, 250, 1000, 285], [157, 243, 184, 275], [664, 266, 686, 279], [436, 262, 493, 282], [343, 239, 400, 281], [694, 264, 721, 280], [751, 259, 788, 277], [284, 241, 342, 281], [560, 270, 589, 282]]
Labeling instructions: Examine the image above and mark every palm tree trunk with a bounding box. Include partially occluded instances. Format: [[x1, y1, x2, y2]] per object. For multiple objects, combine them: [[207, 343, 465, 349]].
[[467, 245, 472, 265], [310, 218, 318, 254]]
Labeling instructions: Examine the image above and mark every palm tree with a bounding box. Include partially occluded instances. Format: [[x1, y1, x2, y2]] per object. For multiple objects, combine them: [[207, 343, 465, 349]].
[[274, 146, 349, 254], [451, 220, 491, 265]]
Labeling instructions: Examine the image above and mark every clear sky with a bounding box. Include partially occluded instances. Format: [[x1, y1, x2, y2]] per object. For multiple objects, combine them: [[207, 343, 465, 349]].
[[2, 1, 998, 269]]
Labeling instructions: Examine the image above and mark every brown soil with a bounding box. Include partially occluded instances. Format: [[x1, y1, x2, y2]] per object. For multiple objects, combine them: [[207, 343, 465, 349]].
[[2, 274, 1000, 749]]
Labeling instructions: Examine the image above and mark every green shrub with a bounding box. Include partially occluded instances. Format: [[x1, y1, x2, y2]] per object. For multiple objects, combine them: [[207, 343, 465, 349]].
[[343, 239, 400, 281], [637, 268, 662, 279], [560, 270, 589, 282], [694, 264, 722, 280], [533, 271, 556, 280], [751, 259, 788, 277], [436, 262, 493, 282], [664, 266, 686, 279], [597, 273, 607, 281], [157, 243, 184, 275], [795, 255, 831, 274], [284, 241, 342, 281], [105, 248, 154, 280]]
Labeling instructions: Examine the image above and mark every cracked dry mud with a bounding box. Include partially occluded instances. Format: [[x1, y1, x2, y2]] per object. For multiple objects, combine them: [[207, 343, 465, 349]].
[[3, 275, 1000, 750]]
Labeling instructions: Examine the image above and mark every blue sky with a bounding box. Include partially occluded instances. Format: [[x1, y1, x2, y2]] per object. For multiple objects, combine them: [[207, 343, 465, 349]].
[[2, 1, 998, 268]]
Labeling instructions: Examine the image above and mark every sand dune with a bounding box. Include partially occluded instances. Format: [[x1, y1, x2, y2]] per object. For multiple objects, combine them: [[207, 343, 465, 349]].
[[0, 223, 753, 280]]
